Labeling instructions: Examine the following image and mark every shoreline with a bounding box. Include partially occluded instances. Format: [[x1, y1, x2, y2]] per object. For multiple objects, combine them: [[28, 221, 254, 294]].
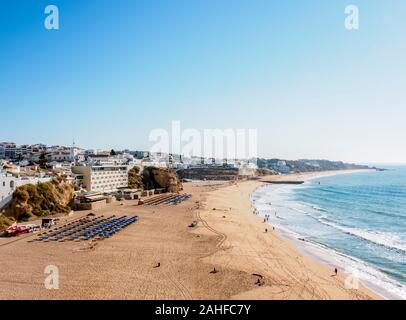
[[251, 169, 403, 300], [0, 169, 384, 300], [197, 171, 381, 300]]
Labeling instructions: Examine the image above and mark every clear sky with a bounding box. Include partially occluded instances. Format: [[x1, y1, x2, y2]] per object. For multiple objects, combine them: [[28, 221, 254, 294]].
[[1, 0, 405, 163]]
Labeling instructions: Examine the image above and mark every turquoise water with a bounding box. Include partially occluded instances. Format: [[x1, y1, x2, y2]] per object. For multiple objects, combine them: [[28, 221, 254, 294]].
[[252, 167, 406, 299]]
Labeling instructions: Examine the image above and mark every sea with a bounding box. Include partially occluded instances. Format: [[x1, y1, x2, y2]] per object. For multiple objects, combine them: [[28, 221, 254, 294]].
[[251, 166, 406, 300]]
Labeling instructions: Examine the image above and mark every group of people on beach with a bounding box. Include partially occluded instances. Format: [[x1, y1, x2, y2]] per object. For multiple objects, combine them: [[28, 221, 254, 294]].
[[251, 205, 277, 233], [252, 200, 341, 284]]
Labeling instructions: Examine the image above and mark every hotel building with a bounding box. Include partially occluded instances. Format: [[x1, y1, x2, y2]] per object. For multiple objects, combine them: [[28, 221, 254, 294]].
[[72, 165, 129, 193]]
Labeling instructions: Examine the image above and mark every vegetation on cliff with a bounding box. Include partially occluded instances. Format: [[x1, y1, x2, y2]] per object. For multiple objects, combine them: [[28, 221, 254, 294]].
[[0, 214, 15, 230], [5, 180, 74, 222]]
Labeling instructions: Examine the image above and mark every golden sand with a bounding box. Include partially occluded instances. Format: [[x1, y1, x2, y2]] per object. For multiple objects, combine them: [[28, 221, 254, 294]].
[[0, 171, 380, 299]]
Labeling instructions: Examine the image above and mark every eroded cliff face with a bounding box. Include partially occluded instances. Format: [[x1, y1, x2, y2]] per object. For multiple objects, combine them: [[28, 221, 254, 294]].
[[142, 167, 183, 193], [4, 180, 74, 222], [128, 166, 144, 189]]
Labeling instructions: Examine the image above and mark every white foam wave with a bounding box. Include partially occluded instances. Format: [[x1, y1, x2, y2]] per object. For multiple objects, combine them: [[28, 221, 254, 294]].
[[283, 200, 406, 253], [301, 239, 406, 300], [251, 184, 406, 300], [328, 224, 406, 253]]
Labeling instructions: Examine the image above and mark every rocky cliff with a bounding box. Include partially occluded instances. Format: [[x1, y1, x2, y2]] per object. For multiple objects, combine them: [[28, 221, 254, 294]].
[[3, 180, 74, 222], [141, 167, 183, 193], [128, 166, 144, 189]]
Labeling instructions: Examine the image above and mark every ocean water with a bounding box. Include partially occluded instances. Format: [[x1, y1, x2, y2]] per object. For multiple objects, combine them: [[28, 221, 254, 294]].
[[251, 167, 406, 300]]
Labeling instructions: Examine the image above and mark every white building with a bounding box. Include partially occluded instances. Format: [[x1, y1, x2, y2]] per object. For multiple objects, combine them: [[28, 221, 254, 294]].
[[0, 142, 19, 159], [45, 147, 84, 163], [72, 165, 129, 193], [238, 161, 258, 176], [0, 142, 47, 160], [141, 159, 168, 169], [86, 153, 135, 166], [47, 151, 74, 162], [275, 160, 290, 173], [0, 169, 52, 209]]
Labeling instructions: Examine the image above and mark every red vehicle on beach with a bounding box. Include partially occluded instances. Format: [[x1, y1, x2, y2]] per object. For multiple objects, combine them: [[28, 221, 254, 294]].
[[5, 225, 40, 237]]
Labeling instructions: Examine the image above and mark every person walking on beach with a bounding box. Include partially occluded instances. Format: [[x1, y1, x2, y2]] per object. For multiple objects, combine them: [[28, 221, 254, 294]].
[[255, 278, 264, 286], [334, 268, 338, 276]]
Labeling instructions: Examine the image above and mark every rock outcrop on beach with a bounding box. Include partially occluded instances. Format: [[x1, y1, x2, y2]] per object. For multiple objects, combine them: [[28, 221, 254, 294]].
[[128, 166, 144, 189], [142, 167, 183, 193], [3, 180, 74, 222], [128, 166, 183, 192]]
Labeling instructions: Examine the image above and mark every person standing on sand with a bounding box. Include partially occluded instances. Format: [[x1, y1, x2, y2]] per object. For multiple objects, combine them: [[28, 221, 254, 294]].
[[334, 268, 338, 276]]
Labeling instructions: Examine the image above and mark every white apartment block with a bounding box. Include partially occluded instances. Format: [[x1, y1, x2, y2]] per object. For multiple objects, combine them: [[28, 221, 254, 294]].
[[86, 153, 135, 166], [0, 142, 47, 160], [72, 165, 129, 193], [0, 142, 19, 159], [47, 151, 74, 162]]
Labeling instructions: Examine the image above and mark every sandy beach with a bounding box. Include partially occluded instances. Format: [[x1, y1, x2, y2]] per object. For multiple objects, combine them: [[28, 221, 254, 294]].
[[0, 170, 381, 300]]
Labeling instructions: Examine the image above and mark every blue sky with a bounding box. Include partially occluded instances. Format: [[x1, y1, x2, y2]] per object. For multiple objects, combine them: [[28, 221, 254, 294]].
[[1, 0, 405, 163]]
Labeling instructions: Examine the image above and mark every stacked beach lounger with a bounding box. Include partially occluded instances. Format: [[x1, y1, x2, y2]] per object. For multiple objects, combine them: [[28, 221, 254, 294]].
[[142, 193, 192, 206], [34, 215, 139, 242]]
